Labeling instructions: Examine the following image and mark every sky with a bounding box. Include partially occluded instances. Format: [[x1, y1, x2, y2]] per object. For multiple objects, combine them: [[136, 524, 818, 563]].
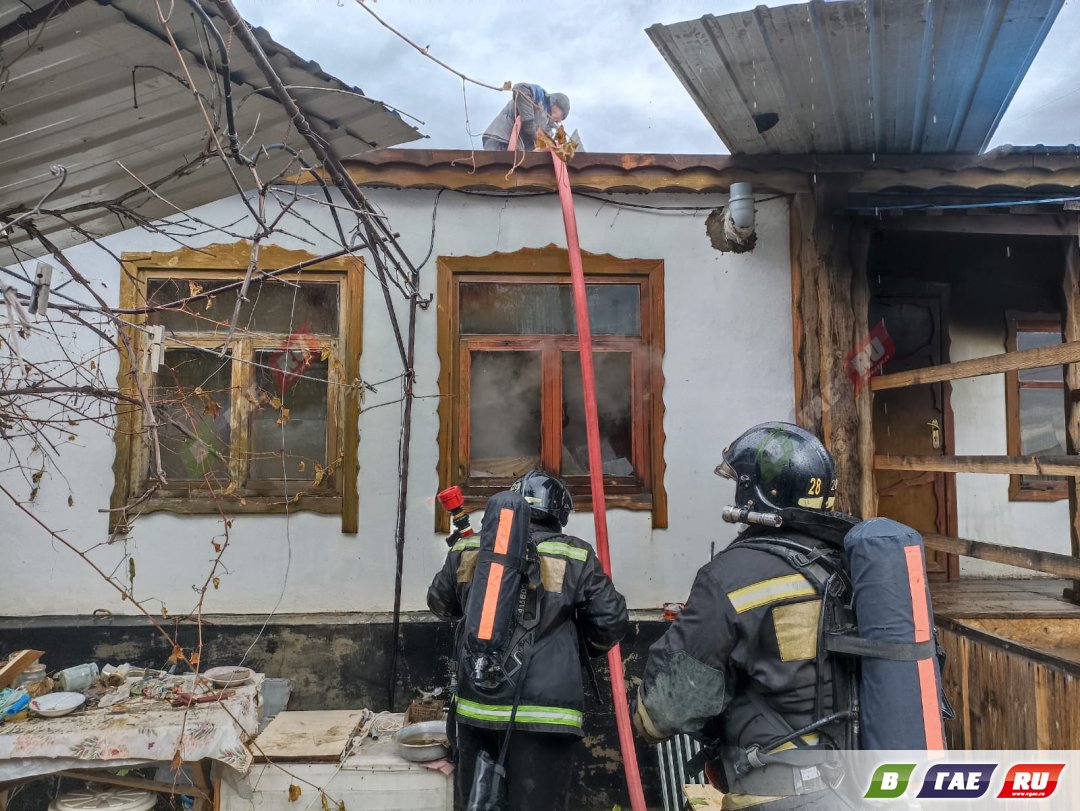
[[234, 0, 1080, 154]]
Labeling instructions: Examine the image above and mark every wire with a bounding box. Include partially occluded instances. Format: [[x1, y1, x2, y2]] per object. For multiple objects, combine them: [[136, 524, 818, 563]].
[[849, 193, 1080, 214]]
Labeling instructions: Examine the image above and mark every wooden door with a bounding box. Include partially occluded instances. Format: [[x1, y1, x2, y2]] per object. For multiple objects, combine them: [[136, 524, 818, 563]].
[[870, 294, 958, 579]]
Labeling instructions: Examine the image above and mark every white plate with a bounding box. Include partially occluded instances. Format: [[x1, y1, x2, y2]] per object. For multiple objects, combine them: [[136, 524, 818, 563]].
[[202, 666, 253, 688], [30, 692, 86, 717]]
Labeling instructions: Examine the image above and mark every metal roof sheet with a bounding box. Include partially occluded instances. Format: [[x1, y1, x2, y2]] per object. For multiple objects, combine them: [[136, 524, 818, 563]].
[[647, 0, 1065, 155], [0, 0, 422, 260]]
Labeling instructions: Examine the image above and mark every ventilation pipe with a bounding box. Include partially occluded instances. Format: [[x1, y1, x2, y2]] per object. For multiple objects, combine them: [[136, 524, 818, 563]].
[[705, 182, 757, 253]]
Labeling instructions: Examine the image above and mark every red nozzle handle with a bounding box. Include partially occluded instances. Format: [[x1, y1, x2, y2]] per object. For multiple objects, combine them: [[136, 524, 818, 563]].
[[438, 485, 465, 512]]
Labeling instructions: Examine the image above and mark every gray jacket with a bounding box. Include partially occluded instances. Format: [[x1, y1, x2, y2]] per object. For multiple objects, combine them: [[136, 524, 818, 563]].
[[483, 83, 553, 149]]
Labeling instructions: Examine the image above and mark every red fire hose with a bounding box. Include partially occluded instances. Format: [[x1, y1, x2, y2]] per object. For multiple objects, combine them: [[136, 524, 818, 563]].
[[550, 152, 648, 811]]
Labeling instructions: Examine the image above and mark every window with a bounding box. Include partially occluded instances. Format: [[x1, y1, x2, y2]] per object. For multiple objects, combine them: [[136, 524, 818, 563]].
[[111, 243, 362, 532], [437, 248, 667, 528], [1005, 314, 1067, 501]]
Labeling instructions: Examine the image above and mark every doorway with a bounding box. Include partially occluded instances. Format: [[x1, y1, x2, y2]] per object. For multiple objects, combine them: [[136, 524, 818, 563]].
[[870, 291, 959, 580]]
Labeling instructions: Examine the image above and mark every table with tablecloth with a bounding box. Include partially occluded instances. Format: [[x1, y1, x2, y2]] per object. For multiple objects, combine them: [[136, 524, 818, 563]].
[[0, 675, 262, 811]]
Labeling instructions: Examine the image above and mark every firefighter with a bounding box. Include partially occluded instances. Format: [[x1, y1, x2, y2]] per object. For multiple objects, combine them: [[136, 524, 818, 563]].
[[428, 469, 628, 811], [633, 422, 859, 810]]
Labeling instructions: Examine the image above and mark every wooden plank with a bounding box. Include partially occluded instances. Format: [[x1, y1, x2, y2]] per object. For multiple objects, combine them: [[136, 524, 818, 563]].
[[861, 213, 1078, 237], [850, 223, 876, 519], [922, 533, 1080, 580], [252, 710, 364, 762], [683, 784, 725, 808], [0, 650, 43, 689], [876, 454, 1080, 477], [57, 771, 209, 800], [870, 338, 1080, 391]]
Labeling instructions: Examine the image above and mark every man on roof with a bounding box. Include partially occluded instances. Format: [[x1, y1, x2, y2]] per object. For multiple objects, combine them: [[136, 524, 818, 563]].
[[482, 84, 569, 151]]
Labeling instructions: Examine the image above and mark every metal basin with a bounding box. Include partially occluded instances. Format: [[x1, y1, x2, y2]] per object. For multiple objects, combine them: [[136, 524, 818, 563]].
[[394, 719, 449, 762]]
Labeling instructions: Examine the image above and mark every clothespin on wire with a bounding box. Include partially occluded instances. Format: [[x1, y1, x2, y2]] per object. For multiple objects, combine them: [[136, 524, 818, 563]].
[[29, 261, 53, 316], [1, 283, 33, 369]]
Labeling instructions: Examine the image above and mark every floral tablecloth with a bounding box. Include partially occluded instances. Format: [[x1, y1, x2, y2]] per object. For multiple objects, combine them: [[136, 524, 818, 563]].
[[0, 676, 262, 781]]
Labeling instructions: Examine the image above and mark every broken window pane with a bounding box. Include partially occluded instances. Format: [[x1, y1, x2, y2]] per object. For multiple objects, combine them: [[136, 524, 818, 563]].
[[147, 279, 339, 336], [1019, 386, 1068, 490], [469, 351, 541, 478], [152, 350, 232, 482], [561, 352, 634, 477], [460, 282, 640, 336], [1017, 329, 1063, 382], [249, 350, 329, 483]]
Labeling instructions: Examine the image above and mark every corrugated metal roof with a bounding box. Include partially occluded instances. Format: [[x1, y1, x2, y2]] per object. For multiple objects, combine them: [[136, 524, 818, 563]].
[[647, 0, 1065, 155], [0, 0, 422, 259]]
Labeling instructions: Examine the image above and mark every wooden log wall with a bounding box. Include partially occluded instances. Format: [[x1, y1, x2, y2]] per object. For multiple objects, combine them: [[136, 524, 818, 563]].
[[790, 180, 875, 517], [1064, 241, 1080, 602], [937, 618, 1080, 748]]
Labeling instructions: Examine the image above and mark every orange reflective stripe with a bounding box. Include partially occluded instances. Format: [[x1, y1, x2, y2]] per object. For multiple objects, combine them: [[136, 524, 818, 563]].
[[905, 544, 944, 750], [478, 562, 505, 641], [494, 508, 514, 554]]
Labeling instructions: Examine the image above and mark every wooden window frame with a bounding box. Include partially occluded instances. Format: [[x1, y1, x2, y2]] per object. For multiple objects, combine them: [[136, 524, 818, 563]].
[[436, 247, 667, 530], [110, 243, 363, 533], [1005, 312, 1067, 502]]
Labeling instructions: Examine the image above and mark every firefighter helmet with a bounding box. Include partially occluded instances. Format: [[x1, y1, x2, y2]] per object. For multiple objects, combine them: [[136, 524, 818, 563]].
[[510, 469, 573, 527], [715, 422, 837, 513]]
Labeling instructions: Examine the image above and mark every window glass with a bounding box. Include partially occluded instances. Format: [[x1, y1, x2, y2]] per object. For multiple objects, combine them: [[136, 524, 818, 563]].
[[249, 351, 329, 482], [561, 351, 634, 477], [1019, 387, 1067, 456], [460, 282, 640, 336], [469, 351, 541, 478], [147, 279, 339, 335], [1017, 330, 1063, 382], [153, 350, 232, 482]]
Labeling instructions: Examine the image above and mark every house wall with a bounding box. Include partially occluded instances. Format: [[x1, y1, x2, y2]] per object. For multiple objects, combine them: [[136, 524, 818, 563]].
[[0, 188, 794, 617]]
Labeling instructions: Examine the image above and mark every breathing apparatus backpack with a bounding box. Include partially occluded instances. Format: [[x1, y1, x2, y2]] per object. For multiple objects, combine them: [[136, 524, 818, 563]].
[[459, 490, 540, 692], [722, 517, 949, 783]]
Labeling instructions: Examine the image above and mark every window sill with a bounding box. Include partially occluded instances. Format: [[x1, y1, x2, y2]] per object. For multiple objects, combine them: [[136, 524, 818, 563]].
[[133, 494, 343, 516], [1009, 489, 1068, 503]]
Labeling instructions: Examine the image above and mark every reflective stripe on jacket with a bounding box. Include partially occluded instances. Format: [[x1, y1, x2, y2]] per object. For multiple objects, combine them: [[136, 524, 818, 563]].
[[428, 523, 628, 735]]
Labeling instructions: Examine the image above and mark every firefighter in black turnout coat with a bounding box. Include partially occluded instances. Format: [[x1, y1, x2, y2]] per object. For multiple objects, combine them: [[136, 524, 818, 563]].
[[634, 423, 858, 811], [428, 469, 629, 811]]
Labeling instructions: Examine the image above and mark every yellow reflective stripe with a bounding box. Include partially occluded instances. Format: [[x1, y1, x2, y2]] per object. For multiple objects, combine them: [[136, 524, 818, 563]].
[[456, 697, 583, 728], [727, 574, 816, 614], [769, 733, 820, 753], [535, 541, 588, 562], [452, 537, 481, 552]]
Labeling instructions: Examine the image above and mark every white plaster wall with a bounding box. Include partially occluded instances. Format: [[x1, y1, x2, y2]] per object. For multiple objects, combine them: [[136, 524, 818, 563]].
[[949, 322, 1070, 577], [0, 188, 793, 615]]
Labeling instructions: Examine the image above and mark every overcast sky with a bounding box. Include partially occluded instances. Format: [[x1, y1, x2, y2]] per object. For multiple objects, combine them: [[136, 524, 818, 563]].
[[234, 0, 1080, 154]]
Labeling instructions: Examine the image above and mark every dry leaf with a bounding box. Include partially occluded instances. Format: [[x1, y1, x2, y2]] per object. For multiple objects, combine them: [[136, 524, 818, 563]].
[[188, 281, 203, 298], [239, 498, 247, 506], [194, 386, 204, 396], [270, 396, 282, 410], [89, 360, 97, 370], [202, 398, 222, 419], [298, 461, 306, 473], [161, 605, 169, 619], [68, 495, 74, 507], [212, 577, 220, 590], [213, 542, 222, 553], [320, 793, 332, 811], [502, 80, 512, 90], [205, 296, 214, 311], [320, 346, 331, 362], [313, 463, 326, 488], [223, 481, 237, 496], [168, 645, 184, 664], [288, 785, 302, 803], [171, 750, 183, 771]]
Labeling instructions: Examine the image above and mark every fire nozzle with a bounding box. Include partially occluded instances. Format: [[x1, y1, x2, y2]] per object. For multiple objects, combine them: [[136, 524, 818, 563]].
[[438, 485, 475, 547]]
